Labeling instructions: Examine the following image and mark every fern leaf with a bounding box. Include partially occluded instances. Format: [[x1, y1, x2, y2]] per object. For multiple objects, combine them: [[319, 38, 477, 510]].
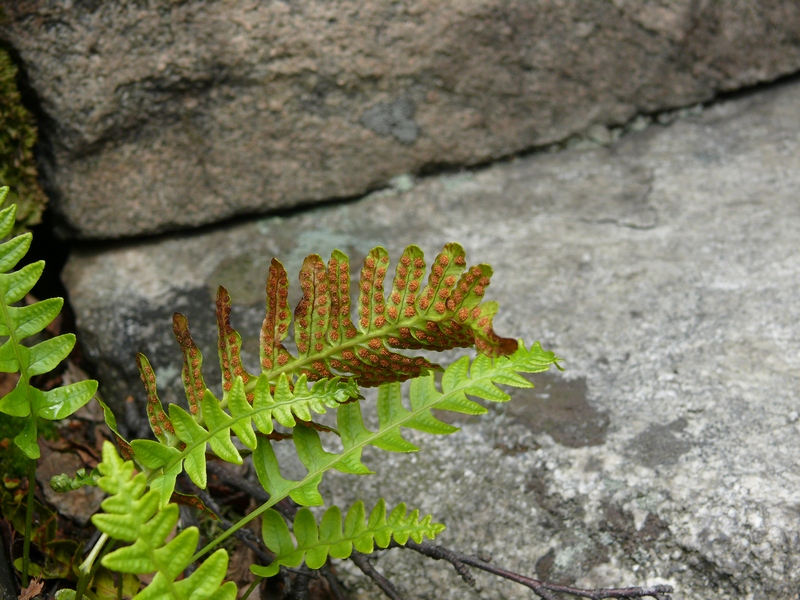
[[36, 380, 98, 420], [93, 441, 236, 600], [184, 243, 514, 391], [215, 286, 254, 394], [259, 258, 295, 373], [26, 333, 75, 376], [252, 499, 445, 577], [241, 342, 558, 520], [284, 243, 517, 383], [136, 354, 177, 446], [132, 360, 359, 503], [0, 231, 31, 272], [172, 312, 207, 416], [0, 200, 98, 458]]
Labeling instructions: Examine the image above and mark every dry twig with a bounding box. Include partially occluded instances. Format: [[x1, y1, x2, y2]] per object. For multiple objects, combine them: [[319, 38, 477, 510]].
[[401, 540, 672, 600]]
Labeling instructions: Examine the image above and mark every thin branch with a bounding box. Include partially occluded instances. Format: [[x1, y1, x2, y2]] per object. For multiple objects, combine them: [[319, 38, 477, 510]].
[[401, 541, 673, 600], [287, 565, 314, 600], [319, 563, 348, 600], [395, 539, 475, 586], [350, 551, 404, 600]]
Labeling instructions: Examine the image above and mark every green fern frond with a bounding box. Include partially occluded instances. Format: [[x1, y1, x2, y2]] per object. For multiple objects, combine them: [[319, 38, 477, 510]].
[[252, 499, 445, 578], [199, 341, 559, 556], [0, 193, 97, 459], [92, 441, 236, 600], [133, 354, 359, 505], [133, 244, 521, 499], [252, 341, 556, 506]]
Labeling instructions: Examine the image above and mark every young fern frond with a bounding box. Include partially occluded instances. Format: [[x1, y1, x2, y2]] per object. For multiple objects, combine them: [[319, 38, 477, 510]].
[[92, 441, 236, 600], [252, 499, 445, 577], [197, 341, 559, 557], [252, 342, 555, 507], [0, 191, 97, 459]]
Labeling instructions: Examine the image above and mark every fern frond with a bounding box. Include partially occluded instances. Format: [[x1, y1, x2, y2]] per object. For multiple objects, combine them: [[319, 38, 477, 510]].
[[92, 441, 236, 600], [199, 243, 516, 390], [252, 341, 556, 505], [0, 194, 97, 458], [133, 353, 359, 505], [199, 341, 559, 556], [251, 499, 445, 577]]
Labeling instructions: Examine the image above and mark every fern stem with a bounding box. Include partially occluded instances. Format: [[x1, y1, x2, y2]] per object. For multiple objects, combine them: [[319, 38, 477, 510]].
[[192, 497, 277, 562], [75, 531, 109, 599], [80, 532, 108, 574], [193, 485, 273, 563], [21, 456, 35, 586], [240, 577, 261, 599]]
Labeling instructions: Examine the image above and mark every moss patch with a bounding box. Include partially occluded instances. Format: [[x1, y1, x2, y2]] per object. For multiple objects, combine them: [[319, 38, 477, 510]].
[[0, 47, 46, 232]]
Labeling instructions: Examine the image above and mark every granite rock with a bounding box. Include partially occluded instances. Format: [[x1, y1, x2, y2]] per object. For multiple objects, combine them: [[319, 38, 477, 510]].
[[62, 80, 800, 598], [3, 0, 800, 238]]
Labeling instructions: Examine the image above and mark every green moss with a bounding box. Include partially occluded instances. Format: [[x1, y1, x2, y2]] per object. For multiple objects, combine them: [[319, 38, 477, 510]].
[[0, 48, 46, 232]]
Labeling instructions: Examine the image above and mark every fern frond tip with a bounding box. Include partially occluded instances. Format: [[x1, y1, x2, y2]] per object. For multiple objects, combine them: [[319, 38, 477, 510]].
[[252, 499, 445, 578]]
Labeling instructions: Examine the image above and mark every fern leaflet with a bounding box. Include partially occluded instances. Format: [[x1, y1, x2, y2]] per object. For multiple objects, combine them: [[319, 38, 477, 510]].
[[252, 499, 445, 577]]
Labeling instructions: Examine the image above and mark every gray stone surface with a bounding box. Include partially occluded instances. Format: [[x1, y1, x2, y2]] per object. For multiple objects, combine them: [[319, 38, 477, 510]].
[[3, 0, 800, 239], [62, 80, 800, 598]]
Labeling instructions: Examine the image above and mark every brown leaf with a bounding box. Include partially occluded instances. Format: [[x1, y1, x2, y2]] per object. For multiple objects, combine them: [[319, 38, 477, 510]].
[[18, 577, 44, 600]]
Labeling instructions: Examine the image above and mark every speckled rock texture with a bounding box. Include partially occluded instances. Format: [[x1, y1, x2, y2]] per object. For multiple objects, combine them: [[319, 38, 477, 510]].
[[3, 0, 800, 238], [63, 81, 800, 598]]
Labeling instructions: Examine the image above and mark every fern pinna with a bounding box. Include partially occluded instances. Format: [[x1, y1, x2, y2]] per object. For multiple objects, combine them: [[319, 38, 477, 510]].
[[96, 243, 559, 596], [254, 499, 446, 577]]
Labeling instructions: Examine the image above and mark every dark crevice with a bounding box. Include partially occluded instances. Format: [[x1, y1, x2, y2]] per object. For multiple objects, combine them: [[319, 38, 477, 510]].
[[0, 39, 62, 212], [0, 42, 66, 299]]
